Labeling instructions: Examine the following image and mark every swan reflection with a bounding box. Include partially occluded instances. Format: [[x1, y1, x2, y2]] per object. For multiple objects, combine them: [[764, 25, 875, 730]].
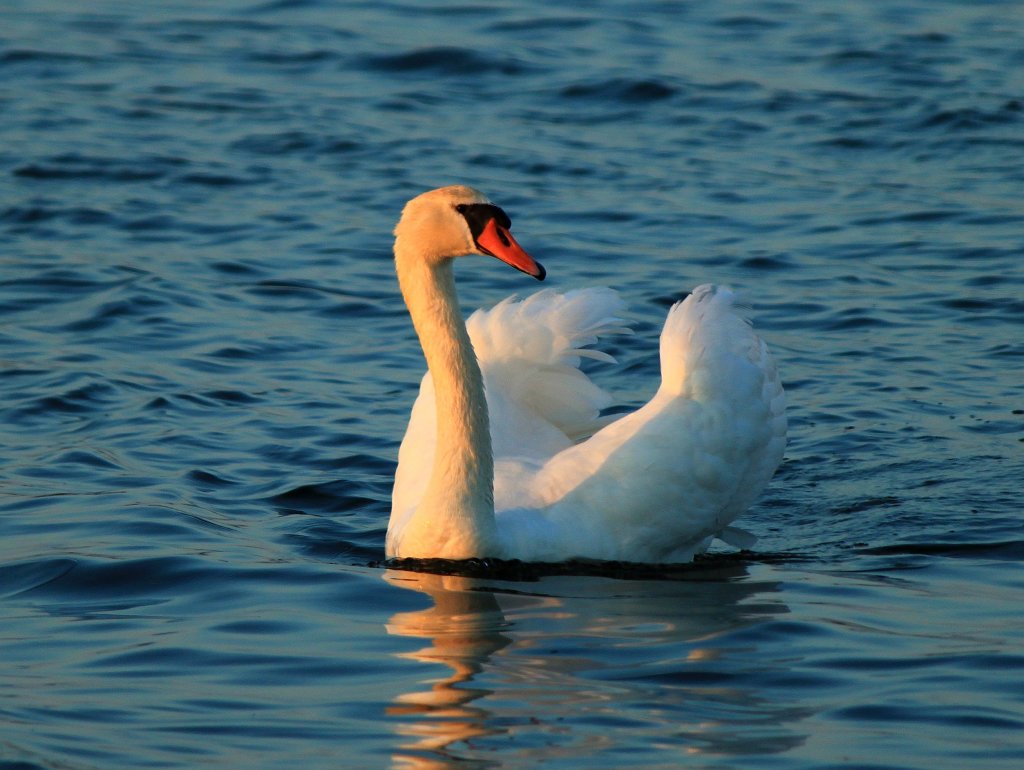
[[383, 563, 802, 768], [384, 573, 509, 767]]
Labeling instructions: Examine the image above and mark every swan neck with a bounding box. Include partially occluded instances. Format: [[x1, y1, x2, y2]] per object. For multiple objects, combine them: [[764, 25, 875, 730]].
[[395, 245, 496, 555]]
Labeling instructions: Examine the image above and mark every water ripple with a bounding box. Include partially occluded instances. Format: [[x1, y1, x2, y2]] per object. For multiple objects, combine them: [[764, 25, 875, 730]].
[[362, 46, 532, 76], [2, 1, 1023, 767]]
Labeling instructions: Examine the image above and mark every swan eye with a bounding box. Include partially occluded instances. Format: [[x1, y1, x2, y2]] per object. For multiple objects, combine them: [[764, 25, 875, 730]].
[[455, 203, 513, 240]]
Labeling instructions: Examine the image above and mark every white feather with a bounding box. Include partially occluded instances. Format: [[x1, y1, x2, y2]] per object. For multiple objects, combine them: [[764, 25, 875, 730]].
[[492, 285, 786, 562], [387, 186, 786, 563], [392, 287, 626, 526]]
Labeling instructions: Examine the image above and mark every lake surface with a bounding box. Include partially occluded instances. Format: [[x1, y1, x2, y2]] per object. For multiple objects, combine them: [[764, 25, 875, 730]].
[[2, 0, 1023, 767]]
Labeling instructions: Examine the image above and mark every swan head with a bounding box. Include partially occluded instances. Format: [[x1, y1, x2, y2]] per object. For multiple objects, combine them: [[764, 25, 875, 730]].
[[394, 185, 545, 280]]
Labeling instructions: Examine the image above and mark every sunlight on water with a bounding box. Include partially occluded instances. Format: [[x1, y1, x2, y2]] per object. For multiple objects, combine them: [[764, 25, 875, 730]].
[[1, 0, 1022, 767]]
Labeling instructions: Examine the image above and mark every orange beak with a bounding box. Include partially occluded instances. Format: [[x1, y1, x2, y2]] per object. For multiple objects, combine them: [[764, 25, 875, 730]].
[[475, 218, 546, 280]]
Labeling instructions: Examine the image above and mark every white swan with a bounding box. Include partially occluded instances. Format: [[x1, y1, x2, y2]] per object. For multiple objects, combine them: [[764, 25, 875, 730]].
[[387, 185, 786, 563]]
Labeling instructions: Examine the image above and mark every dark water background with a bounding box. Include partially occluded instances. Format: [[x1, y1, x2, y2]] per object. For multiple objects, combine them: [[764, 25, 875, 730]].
[[2, 0, 1023, 767]]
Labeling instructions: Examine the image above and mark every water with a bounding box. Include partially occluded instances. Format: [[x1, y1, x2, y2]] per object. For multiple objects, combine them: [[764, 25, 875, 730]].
[[2, 0, 1022, 767]]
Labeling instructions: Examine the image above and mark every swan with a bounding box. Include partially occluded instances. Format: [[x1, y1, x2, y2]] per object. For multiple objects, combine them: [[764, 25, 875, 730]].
[[387, 185, 786, 563]]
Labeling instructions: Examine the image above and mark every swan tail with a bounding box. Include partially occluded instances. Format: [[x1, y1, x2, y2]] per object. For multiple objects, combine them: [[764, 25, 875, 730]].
[[658, 283, 787, 536], [660, 286, 749, 394], [718, 525, 758, 550]]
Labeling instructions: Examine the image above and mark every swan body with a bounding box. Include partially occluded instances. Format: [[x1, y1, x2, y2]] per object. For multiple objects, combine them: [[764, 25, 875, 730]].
[[387, 186, 786, 563]]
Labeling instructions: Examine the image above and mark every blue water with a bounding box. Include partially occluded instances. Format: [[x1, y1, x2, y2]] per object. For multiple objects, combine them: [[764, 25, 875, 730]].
[[2, 0, 1023, 767]]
